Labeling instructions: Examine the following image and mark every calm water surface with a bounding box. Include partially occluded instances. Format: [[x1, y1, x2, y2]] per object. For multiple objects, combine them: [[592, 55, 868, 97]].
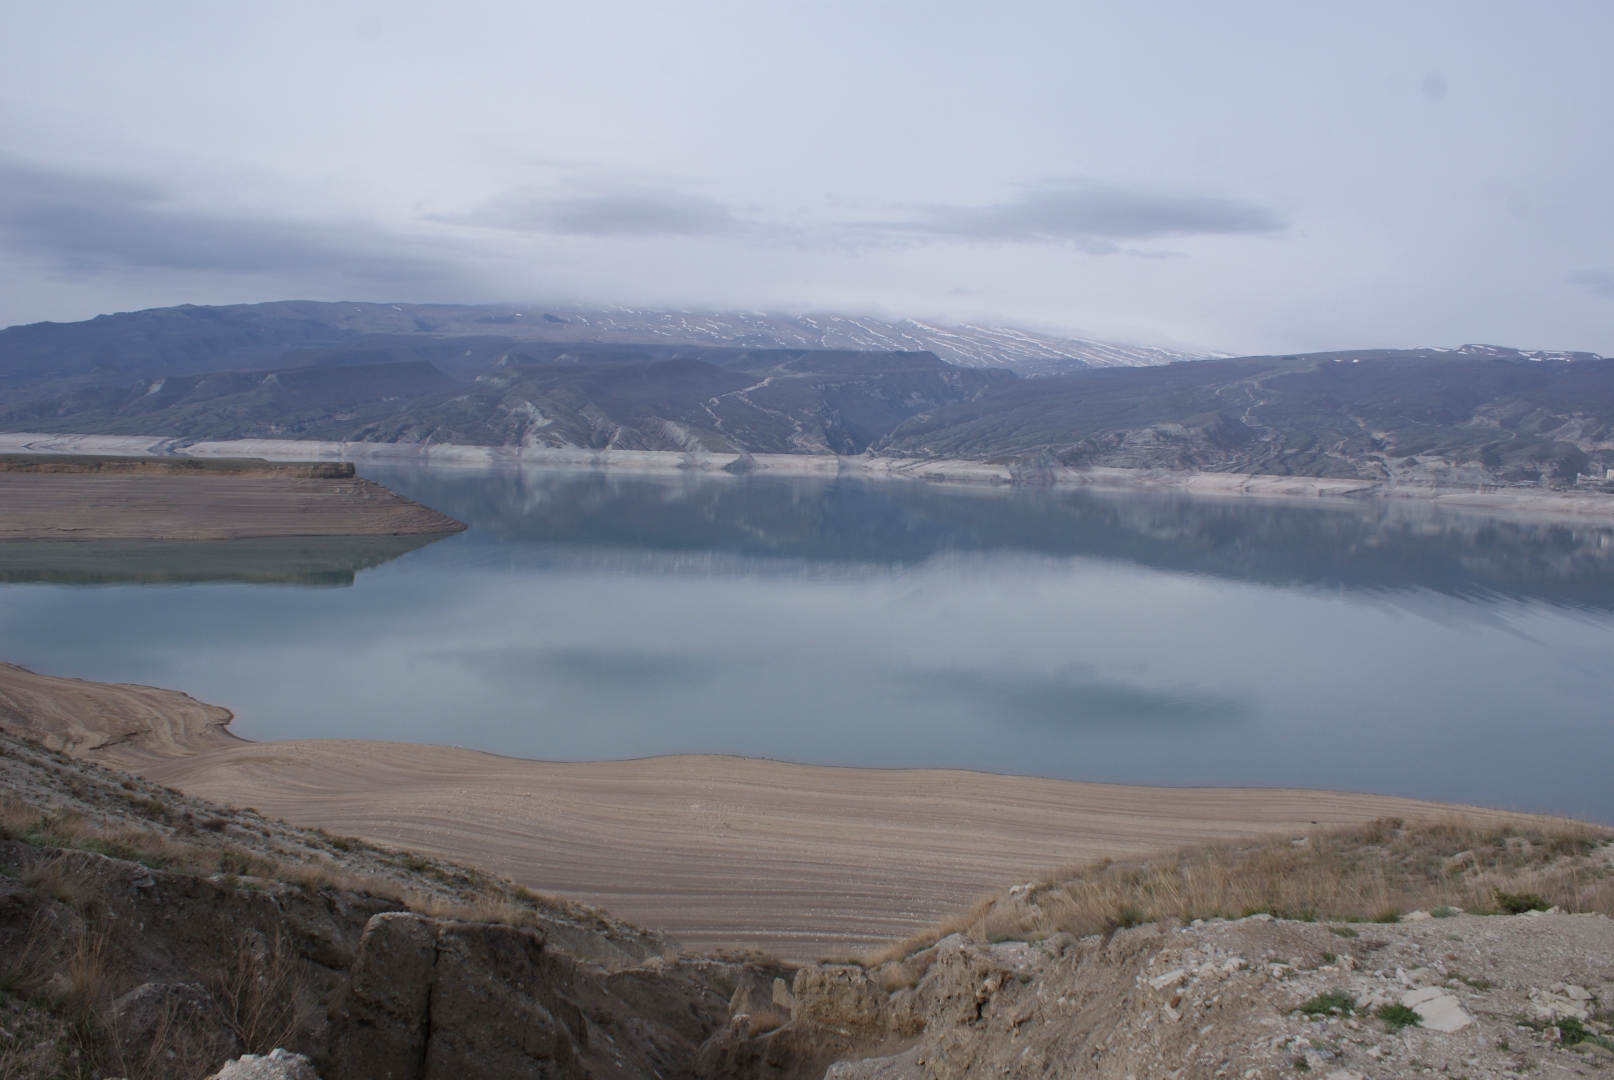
[[3, 466, 1612, 821]]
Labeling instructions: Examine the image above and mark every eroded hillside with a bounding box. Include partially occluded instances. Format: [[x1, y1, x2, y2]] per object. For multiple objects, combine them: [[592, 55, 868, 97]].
[[5, 724, 1613, 1080]]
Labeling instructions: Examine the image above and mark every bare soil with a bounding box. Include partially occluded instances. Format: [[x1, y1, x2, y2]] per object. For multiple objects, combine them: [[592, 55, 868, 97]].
[[0, 457, 464, 540]]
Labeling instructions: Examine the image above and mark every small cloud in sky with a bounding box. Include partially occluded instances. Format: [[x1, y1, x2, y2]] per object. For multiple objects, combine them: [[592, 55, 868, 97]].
[[861, 182, 1286, 254], [1568, 268, 1614, 299], [456, 184, 751, 239]]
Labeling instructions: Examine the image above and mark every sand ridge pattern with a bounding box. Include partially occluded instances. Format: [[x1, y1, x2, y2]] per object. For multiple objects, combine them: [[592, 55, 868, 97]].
[[0, 661, 238, 764], [132, 740, 1503, 959]]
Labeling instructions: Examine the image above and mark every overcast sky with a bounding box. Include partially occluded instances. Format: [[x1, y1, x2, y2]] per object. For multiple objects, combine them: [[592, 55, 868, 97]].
[[2, 1, 1611, 355]]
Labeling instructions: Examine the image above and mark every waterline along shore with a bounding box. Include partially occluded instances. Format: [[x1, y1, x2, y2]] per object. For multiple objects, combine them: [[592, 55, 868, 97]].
[[4, 431, 1614, 523], [0, 660, 1532, 959]]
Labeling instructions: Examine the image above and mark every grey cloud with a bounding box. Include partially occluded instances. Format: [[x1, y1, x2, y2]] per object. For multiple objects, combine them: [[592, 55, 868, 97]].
[[455, 179, 1282, 254], [866, 183, 1285, 253], [458, 185, 750, 239], [0, 155, 463, 287], [1568, 268, 1614, 299]]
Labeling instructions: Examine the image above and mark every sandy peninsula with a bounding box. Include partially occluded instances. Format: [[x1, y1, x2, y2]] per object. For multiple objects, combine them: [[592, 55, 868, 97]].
[[0, 661, 1526, 959], [0, 454, 464, 540]]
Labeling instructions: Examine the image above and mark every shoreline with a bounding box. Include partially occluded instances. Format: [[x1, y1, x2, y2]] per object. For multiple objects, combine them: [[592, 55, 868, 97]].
[[0, 453, 465, 541], [0, 659, 1543, 958], [4, 430, 1614, 522]]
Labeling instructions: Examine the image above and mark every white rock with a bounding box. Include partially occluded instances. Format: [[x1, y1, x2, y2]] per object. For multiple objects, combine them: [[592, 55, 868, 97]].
[[209, 1048, 319, 1080], [1149, 968, 1187, 990], [1529, 986, 1592, 1022], [1401, 986, 1473, 1032], [1404, 910, 1433, 922]]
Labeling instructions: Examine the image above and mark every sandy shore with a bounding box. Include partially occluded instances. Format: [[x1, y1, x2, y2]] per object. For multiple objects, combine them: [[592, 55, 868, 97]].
[[0, 661, 1524, 959], [5, 431, 1614, 522], [0, 456, 464, 540]]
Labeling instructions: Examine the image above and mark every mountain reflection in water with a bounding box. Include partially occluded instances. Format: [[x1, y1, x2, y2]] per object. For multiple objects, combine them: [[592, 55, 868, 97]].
[[0, 534, 447, 586], [4, 464, 1612, 822], [371, 466, 1614, 610]]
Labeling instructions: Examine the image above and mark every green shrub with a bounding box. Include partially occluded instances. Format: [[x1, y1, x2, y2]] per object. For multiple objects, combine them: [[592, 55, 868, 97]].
[[1298, 989, 1356, 1017], [1494, 889, 1550, 915], [1378, 1003, 1422, 1033], [1554, 1017, 1614, 1050]]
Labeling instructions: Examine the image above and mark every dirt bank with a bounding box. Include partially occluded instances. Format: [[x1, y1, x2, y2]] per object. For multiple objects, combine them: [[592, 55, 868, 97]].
[[0, 454, 465, 539]]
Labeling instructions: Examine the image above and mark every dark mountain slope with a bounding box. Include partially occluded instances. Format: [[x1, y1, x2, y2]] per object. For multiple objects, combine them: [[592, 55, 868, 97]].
[[2, 347, 1012, 454], [877, 350, 1614, 482], [1, 360, 460, 440], [367, 351, 1011, 454]]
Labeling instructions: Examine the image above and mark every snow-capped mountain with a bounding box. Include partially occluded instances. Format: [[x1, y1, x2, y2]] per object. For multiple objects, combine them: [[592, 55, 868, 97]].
[[448, 307, 1212, 375]]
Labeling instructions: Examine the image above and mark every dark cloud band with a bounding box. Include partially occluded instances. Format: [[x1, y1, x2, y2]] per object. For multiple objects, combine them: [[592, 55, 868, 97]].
[[866, 183, 1286, 252], [0, 156, 465, 288], [458, 187, 749, 239]]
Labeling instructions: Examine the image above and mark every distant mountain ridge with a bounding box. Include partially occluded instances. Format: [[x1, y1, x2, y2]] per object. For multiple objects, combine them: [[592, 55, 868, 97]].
[[3, 300, 1612, 486], [0, 300, 1207, 381]]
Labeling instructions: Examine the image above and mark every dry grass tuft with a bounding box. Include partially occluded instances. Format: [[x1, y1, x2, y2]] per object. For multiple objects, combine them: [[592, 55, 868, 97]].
[[106, 993, 226, 1080], [707, 946, 789, 967], [0, 911, 55, 997], [867, 815, 1614, 964], [403, 893, 549, 929], [211, 932, 309, 1056], [62, 929, 110, 1012], [22, 854, 102, 910]]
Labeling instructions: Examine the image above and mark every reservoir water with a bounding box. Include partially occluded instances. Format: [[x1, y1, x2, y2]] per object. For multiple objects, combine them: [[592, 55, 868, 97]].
[[3, 465, 1612, 821]]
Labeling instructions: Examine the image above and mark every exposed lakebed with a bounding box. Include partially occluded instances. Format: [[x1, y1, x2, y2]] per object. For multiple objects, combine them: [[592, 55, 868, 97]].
[[2, 466, 1611, 820]]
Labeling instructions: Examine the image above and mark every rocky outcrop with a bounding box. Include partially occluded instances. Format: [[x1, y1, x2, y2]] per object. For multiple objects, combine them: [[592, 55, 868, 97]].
[[327, 913, 590, 1080], [804, 911, 1614, 1080], [112, 981, 243, 1077]]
